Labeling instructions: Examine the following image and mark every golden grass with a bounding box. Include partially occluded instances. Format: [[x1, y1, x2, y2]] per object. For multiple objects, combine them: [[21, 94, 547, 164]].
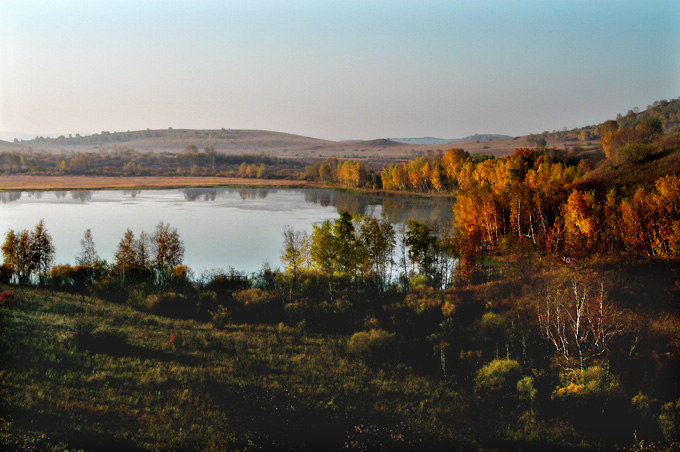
[[0, 175, 311, 191]]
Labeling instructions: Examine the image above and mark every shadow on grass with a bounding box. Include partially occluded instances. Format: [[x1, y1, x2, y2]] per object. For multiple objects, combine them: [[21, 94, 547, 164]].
[[1, 406, 148, 452], [77, 333, 200, 366], [208, 382, 464, 451]]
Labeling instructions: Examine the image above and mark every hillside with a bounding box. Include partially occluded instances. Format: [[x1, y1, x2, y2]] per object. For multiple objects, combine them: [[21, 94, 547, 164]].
[[11, 129, 579, 161], [0, 287, 468, 450], [15, 129, 426, 159], [0, 139, 21, 153]]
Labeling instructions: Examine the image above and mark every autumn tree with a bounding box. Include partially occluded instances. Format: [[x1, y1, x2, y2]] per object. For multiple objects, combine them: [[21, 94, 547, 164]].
[[152, 221, 185, 272], [114, 228, 138, 276], [1, 220, 54, 285], [29, 219, 55, 285]]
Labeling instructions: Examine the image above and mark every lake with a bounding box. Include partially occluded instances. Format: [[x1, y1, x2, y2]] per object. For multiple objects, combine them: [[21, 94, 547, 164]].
[[0, 188, 454, 275]]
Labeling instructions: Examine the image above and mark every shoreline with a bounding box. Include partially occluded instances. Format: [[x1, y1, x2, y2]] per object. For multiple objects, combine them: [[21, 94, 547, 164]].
[[0, 175, 456, 200]]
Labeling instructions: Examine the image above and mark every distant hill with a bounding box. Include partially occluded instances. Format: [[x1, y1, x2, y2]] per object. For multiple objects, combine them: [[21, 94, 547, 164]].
[[0, 139, 21, 152], [390, 134, 511, 145], [12, 129, 428, 159]]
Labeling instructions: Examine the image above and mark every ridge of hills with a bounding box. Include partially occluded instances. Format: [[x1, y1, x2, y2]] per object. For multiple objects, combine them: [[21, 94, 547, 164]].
[[6, 128, 525, 159], [3, 96, 678, 159], [389, 134, 511, 145]]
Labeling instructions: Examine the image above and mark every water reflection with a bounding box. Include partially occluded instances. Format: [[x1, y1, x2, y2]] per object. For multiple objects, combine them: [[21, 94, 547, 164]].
[[180, 187, 272, 201], [182, 188, 226, 201], [0, 186, 453, 227], [234, 188, 271, 200], [70, 191, 93, 202], [0, 192, 21, 203], [381, 199, 453, 229], [302, 189, 452, 226]]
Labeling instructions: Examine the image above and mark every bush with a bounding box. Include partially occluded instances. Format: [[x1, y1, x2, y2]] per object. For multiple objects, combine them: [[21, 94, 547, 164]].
[[474, 359, 522, 396], [211, 305, 231, 329], [346, 329, 397, 366], [73, 323, 128, 354], [0, 264, 14, 284], [91, 275, 128, 303], [233, 288, 279, 323], [660, 398, 680, 442], [618, 143, 655, 163], [472, 359, 526, 441], [552, 366, 628, 442], [0, 289, 15, 306], [146, 292, 195, 319]]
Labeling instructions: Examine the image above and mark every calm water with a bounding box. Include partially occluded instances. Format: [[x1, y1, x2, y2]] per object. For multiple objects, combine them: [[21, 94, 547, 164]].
[[0, 188, 453, 274]]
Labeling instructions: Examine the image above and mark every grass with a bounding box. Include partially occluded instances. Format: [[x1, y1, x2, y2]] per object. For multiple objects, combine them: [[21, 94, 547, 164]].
[[0, 175, 311, 192], [0, 287, 469, 451]]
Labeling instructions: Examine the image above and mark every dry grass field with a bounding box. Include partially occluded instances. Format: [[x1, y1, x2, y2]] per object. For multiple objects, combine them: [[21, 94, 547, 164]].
[[0, 175, 312, 191]]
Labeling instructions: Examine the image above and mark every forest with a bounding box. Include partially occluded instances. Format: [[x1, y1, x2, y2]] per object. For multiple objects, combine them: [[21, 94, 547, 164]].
[[1, 99, 680, 450]]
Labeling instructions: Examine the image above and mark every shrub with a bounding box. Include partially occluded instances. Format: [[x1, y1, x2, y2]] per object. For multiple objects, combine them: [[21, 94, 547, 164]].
[[660, 398, 680, 442], [473, 359, 524, 440], [196, 290, 217, 320], [91, 275, 128, 303], [233, 288, 279, 323], [474, 359, 522, 396], [0, 264, 13, 284], [346, 329, 397, 366], [618, 143, 655, 163], [73, 321, 128, 353], [0, 289, 15, 306], [211, 305, 231, 329], [146, 292, 195, 319], [552, 366, 627, 442]]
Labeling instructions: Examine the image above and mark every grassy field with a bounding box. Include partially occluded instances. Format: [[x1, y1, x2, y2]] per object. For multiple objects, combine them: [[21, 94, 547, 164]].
[[0, 287, 469, 451]]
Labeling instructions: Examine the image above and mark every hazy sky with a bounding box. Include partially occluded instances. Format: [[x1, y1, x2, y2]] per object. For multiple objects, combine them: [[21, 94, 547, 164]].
[[1, 0, 679, 141]]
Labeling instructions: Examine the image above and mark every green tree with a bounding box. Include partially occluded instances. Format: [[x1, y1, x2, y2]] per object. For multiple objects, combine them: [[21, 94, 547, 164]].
[[281, 225, 310, 280], [404, 220, 440, 284], [358, 216, 395, 289]]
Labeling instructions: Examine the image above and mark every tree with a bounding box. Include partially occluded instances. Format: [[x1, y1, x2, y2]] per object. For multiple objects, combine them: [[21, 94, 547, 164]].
[[135, 231, 152, 268], [152, 222, 185, 271], [404, 220, 440, 284], [281, 225, 310, 280], [358, 216, 395, 289], [114, 228, 138, 274], [537, 279, 621, 370], [2, 229, 19, 281], [30, 219, 54, 284], [75, 229, 100, 267], [333, 210, 363, 278]]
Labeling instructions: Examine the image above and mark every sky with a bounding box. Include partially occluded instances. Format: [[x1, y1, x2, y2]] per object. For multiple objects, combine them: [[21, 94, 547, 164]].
[[1, 0, 679, 141]]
